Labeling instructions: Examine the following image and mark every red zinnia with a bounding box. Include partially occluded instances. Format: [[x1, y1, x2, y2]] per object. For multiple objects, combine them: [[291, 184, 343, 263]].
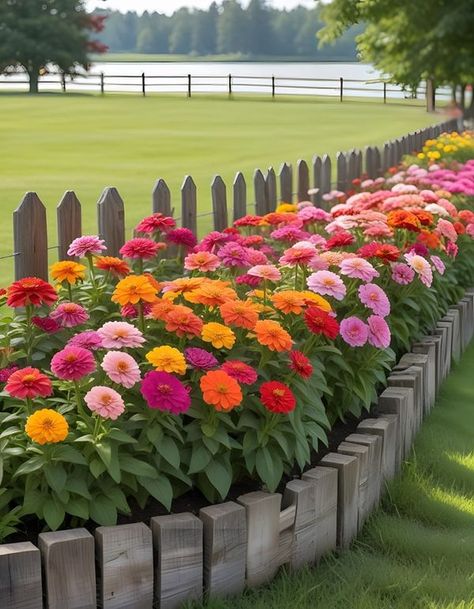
[[260, 381, 296, 414], [221, 360, 258, 385], [325, 231, 354, 249], [304, 306, 339, 340], [135, 213, 176, 235], [7, 277, 58, 308], [289, 351, 313, 379], [5, 367, 53, 399], [119, 238, 162, 260], [357, 242, 400, 263], [32, 316, 61, 334]]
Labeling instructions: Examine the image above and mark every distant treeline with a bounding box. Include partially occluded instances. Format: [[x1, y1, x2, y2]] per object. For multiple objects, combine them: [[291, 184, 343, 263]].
[[94, 0, 364, 59]]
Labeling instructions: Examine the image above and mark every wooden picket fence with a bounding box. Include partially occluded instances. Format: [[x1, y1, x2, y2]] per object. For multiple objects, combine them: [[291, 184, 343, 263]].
[[1, 289, 473, 609], [10, 118, 459, 282]]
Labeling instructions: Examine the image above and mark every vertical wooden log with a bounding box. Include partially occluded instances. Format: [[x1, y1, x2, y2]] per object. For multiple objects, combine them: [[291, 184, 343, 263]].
[[97, 187, 125, 257], [297, 159, 310, 202], [152, 179, 172, 216], [237, 491, 281, 587], [312, 155, 322, 205], [39, 529, 96, 609], [356, 149, 363, 177], [319, 453, 359, 549], [95, 523, 154, 609], [254, 169, 267, 216], [374, 146, 382, 176], [337, 441, 370, 529], [0, 542, 42, 609], [336, 152, 347, 192], [199, 502, 247, 599], [347, 150, 357, 184], [345, 433, 383, 511], [358, 415, 400, 480], [377, 386, 413, 459], [181, 175, 197, 236], [444, 309, 461, 362], [211, 175, 228, 232], [396, 353, 430, 415], [320, 154, 332, 196], [57, 191, 82, 261], [265, 167, 277, 212], [151, 513, 203, 609], [13, 192, 48, 280], [365, 146, 375, 179], [279, 162, 293, 203], [233, 172, 247, 221], [382, 143, 390, 172], [388, 367, 423, 434]]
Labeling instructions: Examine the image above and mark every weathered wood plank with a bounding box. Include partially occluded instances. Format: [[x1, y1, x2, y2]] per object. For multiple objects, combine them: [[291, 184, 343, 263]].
[[13, 192, 48, 280], [97, 187, 125, 257], [374, 146, 382, 176], [279, 162, 293, 203], [338, 441, 370, 529], [233, 172, 247, 221], [388, 365, 423, 432], [345, 433, 382, 511], [181, 175, 197, 236], [0, 542, 42, 609], [365, 146, 376, 179], [347, 149, 358, 184], [358, 415, 399, 481], [265, 167, 277, 212], [152, 179, 172, 216], [39, 529, 96, 609], [57, 191, 82, 261], [237, 491, 281, 587], [211, 175, 228, 232], [96, 523, 154, 609], [395, 353, 430, 416], [411, 342, 437, 409], [336, 152, 347, 192], [254, 169, 267, 216], [151, 513, 203, 609], [297, 159, 310, 202], [320, 154, 331, 198], [377, 386, 413, 459], [312, 155, 322, 205], [199, 502, 246, 599]]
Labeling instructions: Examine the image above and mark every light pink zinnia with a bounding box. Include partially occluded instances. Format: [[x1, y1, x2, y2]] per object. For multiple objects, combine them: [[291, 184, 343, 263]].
[[101, 351, 141, 388], [391, 263, 415, 285], [97, 321, 145, 349], [431, 255, 445, 275], [307, 270, 346, 301], [248, 265, 281, 282], [340, 316, 369, 347], [367, 315, 391, 348], [84, 386, 125, 420], [67, 330, 103, 351], [51, 346, 96, 380], [404, 253, 433, 287], [67, 235, 106, 258], [339, 257, 379, 282], [184, 251, 221, 272], [358, 283, 390, 317], [437, 218, 458, 243], [50, 302, 89, 328]]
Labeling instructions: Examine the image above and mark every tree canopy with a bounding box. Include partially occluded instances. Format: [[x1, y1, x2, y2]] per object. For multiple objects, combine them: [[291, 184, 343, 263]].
[[0, 0, 107, 93]]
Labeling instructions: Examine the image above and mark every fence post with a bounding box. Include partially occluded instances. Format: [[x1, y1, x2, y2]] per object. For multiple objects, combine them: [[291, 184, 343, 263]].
[[97, 188, 126, 257], [152, 179, 172, 216], [188, 74, 192, 98], [181, 176, 197, 235], [233, 172, 247, 221], [57, 191, 82, 261], [383, 81, 386, 104], [142, 72, 146, 97], [265, 167, 277, 213], [100, 72, 105, 95], [312, 155, 322, 206], [228, 74, 232, 97], [254, 170, 267, 216], [272, 76, 275, 99], [211, 175, 228, 232], [279, 162, 293, 203], [336, 152, 347, 192], [13, 192, 49, 281], [340, 77, 344, 102], [61, 73, 66, 93], [297, 159, 310, 202]]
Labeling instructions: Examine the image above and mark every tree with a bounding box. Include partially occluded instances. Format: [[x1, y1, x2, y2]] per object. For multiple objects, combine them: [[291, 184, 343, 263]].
[[318, 0, 474, 115], [246, 0, 273, 56], [191, 5, 218, 55], [217, 0, 248, 55], [0, 0, 107, 94], [169, 8, 193, 55]]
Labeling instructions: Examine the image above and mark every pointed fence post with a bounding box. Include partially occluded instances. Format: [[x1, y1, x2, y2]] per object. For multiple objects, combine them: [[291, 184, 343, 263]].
[[265, 167, 277, 212], [57, 191, 82, 261], [279, 162, 293, 203], [254, 169, 267, 216], [152, 179, 172, 216], [211, 175, 228, 232], [233, 172, 247, 221], [336, 152, 347, 192], [312, 155, 322, 205], [13, 192, 49, 280], [97, 188, 125, 257], [297, 159, 309, 202], [181, 175, 197, 236]]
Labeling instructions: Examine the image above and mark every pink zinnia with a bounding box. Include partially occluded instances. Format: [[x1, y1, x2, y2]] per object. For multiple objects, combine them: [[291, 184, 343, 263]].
[[84, 386, 125, 420], [0, 365, 19, 383], [235, 274, 262, 287], [67, 235, 106, 258], [51, 346, 96, 380], [50, 302, 89, 328], [140, 370, 191, 414], [166, 228, 197, 249], [437, 218, 458, 243], [404, 253, 433, 287], [279, 245, 317, 267], [5, 367, 52, 399], [68, 330, 103, 351], [307, 270, 346, 301], [270, 226, 307, 242], [340, 316, 369, 347], [120, 238, 162, 260], [367, 315, 391, 349], [101, 351, 141, 388], [446, 242, 458, 258], [431, 255, 445, 275], [97, 321, 145, 349], [247, 265, 281, 282], [32, 316, 61, 334], [391, 263, 415, 285], [217, 242, 250, 268], [358, 283, 390, 317], [246, 249, 269, 266], [221, 360, 258, 385], [339, 257, 379, 282], [135, 213, 175, 234], [198, 231, 232, 253], [184, 251, 221, 272]]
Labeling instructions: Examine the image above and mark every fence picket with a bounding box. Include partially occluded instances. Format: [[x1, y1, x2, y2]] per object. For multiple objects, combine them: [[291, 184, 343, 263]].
[[211, 175, 228, 232], [321, 154, 331, 195], [336, 152, 347, 192], [13, 192, 49, 281], [347, 150, 357, 184], [152, 179, 172, 216], [374, 146, 382, 176], [365, 147, 375, 179], [279, 162, 293, 203], [233, 172, 247, 221], [254, 169, 267, 216], [57, 191, 82, 261], [265, 167, 277, 212], [97, 187, 125, 257], [312, 155, 322, 205], [0, 542, 43, 609], [181, 176, 197, 235], [297, 159, 310, 202]]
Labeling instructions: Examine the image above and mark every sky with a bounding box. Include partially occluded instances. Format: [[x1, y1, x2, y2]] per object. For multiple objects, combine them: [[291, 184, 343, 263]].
[[86, 0, 316, 15]]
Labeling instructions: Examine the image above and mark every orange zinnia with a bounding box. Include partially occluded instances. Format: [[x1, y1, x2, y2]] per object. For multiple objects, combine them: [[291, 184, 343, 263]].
[[94, 256, 130, 278], [161, 277, 205, 300], [271, 291, 306, 315], [164, 305, 203, 338], [219, 299, 260, 329], [111, 275, 158, 306], [387, 210, 421, 232], [200, 370, 242, 411], [150, 298, 177, 320], [253, 320, 293, 352], [50, 261, 86, 285], [418, 230, 441, 249], [189, 281, 237, 307], [300, 291, 332, 313]]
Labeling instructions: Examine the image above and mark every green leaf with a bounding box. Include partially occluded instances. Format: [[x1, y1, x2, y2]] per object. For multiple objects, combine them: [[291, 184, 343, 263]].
[[89, 495, 117, 526], [14, 455, 45, 477], [96, 442, 112, 467], [66, 497, 89, 520], [256, 448, 283, 492], [205, 459, 232, 500], [188, 444, 212, 475], [119, 455, 158, 478], [65, 476, 92, 500], [138, 475, 173, 510], [156, 436, 180, 469], [44, 463, 67, 494], [43, 498, 65, 530], [108, 428, 137, 444], [53, 445, 87, 465], [90, 458, 106, 478]]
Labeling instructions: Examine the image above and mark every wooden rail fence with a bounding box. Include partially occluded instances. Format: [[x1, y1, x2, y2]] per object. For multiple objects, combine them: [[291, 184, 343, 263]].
[[8, 118, 459, 282]]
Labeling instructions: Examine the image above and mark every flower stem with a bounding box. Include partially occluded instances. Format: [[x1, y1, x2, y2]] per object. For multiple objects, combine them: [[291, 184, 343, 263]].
[[138, 302, 146, 334]]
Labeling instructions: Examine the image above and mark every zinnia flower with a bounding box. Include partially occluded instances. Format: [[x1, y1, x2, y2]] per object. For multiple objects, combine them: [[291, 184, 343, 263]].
[[84, 386, 125, 420], [358, 284, 390, 317], [94, 256, 130, 278], [50, 302, 89, 328], [217, 242, 250, 268], [32, 316, 61, 334], [260, 381, 296, 414], [391, 263, 415, 285], [67, 235, 106, 258], [136, 213, 176, 234], [97, 321, 145, 349], [340, 316, 369, 347], [0, 365, 19, 383], [431, 255, 445, 275], [219, 300, 260, 330], [437, 218, 458, 243], [101, 351, 141, 388], [200, 370, 242, 411], [271, 291, 306, 315], [111, 275, 158, 306], [289, 351, 313, 378], [184, 347, 218, 371], [221, 360, 258, 385], [279, 245, 318, 267], [67, 330, 103, 351], [25, 409, 68, 445], [367, 315, 391, 349], [339, 258, 379, 282], [304, 306, 339, 339], [184, 251, 221, 272], [146, 346, 186, 375], [7, 277, 58, 308], [120, 238, 162, 260], [50, 261, 86, 285], [5, 367, 52, 399], [201, 323, 236, 349], [166, 228, 197, 249], [248, 265, 282, 282], [51, 346, 96, 380], [140, 370, 191, 414], [404, 253, 433, 287], [164, 305, 203, 338], [253, 320, 292, 352], [307, 271, 346, 301]]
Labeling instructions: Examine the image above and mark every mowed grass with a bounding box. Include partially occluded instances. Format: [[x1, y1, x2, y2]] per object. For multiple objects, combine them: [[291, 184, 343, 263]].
[[1, 92, 437, 282], [193, 341, 474, 609]]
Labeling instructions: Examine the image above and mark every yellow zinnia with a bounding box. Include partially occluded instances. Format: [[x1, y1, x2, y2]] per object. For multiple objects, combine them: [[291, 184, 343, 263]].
[[276, 203, 298, 213], [111, 275, 158, 306], [300, 291, 332, 312], [201, 323, 236, 349], [50, 261, 86, 285], [146, 346, 186, 375], [25, 409, 69, 445]]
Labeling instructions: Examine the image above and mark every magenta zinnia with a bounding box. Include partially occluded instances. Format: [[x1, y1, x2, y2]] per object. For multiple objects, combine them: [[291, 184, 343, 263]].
[[140, 370, 191, 414], [51, 346, 96, 381]]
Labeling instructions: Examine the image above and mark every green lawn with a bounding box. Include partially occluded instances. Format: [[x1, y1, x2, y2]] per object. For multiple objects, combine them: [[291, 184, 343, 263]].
[[195, 340, 474, 609], [1, 93, 438, 283]]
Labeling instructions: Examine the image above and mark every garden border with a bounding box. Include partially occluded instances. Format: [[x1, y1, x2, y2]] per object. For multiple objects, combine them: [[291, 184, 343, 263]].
[[1, 289, 473, 609]]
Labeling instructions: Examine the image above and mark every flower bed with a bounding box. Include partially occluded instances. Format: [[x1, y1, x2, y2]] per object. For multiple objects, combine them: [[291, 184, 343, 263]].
[[0, 132, 473, 538]]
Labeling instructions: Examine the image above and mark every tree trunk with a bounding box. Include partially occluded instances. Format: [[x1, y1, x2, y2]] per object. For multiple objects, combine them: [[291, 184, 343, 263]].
[[426, 79, 436, 112], [28, 69, 39, 94]]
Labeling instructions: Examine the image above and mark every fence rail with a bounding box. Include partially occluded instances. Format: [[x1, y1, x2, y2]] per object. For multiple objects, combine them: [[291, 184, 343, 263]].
[[4, 118, 460, 282]]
